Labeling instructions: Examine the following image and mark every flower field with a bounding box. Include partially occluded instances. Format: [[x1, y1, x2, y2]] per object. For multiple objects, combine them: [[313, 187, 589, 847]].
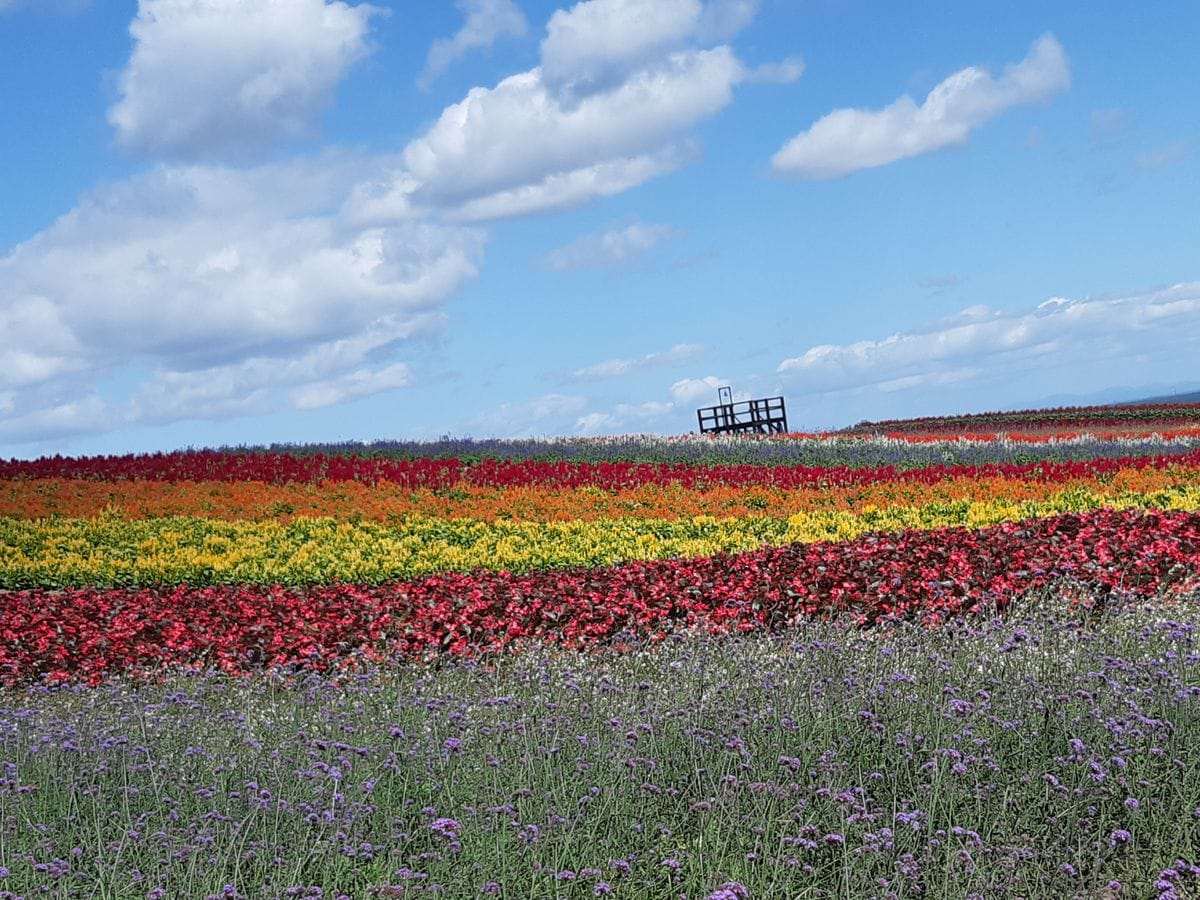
[[2, 404, 1200, 898]]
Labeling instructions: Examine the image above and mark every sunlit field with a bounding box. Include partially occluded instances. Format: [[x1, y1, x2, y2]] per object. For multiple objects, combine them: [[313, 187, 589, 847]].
[[3, 403, 1200, 898]]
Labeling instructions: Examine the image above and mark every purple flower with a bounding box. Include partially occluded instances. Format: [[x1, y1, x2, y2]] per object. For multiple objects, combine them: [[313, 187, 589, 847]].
[[481, 883, 501, 896], [593, 884, 613, 897], [1125, 797, 1141, 811], [443, 738, 462, 754], [1110, 829, 1132, 846], [708, 883, 750, 900], [661, 858, 681, 870], [430, 818, 460, 839]]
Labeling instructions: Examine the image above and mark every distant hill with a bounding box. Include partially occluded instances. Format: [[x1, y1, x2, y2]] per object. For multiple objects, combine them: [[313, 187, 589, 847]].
[[1119, 390, 1200, 405]]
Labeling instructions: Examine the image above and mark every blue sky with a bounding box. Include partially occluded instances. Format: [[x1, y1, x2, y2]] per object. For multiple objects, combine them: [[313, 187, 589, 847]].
[[1, 0, 1198, 457]]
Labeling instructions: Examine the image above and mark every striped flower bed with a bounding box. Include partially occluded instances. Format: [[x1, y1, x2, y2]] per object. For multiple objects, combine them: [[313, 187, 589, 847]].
[[4, 422, 1200, 684]]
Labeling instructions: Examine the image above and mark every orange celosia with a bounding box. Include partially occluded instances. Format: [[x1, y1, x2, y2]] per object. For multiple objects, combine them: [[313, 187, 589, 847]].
[[3, 465, 1199, 523]]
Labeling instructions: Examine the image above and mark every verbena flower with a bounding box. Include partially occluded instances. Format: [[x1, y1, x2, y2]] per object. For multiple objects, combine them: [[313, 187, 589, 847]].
[[708, 883, 749, 900]]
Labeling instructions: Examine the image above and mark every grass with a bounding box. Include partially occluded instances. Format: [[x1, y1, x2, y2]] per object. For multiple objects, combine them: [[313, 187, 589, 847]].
[[2, 592, 1199, 898]]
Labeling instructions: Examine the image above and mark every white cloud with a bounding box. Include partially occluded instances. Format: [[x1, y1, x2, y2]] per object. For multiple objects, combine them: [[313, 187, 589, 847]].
[[574, 411, 620, 433], [108, 0, 378, 162], [538, 0, 758, 102], [571, 343, 706, 380], [2, 0, 761, 449], [772, 34, 1070, 179], [695, 0, 758, 41], [450, 146, 695, 221], [420, 0, 528, 87], [670, 375, 749, 403], [544, 221, 681, 271], [541, 0, 702, 100], [404, 46, 744, 217], [575, 400, 674, 434], [366, 0, 756, 221], [0, 157, 484, 444], [777, 282, 1200, 397], [292, 361, 412, 409], [743, 56, 804, 85]]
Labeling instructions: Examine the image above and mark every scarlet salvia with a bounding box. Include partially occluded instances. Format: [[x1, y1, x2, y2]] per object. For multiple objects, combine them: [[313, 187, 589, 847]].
[[5, 446, 1200, 489]]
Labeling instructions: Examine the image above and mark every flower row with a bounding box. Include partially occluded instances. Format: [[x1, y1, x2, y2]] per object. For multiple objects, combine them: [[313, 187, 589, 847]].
[[0, 451, 464, 486], [846, 401, 1200, 434], [4, 507, 1198, 685], [4, 464, 1199, 521], [4, 482, 1200, 588], [6, 445, 1200, 489]]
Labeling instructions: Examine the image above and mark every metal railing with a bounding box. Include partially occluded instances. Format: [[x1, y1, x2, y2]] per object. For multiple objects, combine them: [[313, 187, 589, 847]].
[[697, 395, 788, 435]]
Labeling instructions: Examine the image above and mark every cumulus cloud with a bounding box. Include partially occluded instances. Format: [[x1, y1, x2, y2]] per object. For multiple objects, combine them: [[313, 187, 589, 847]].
[[2, 0, 763, 448], [420, 0, 528, 87], [0, 157, 484, 444], [450, 147, 696, 222], [292, 361, 412, 409], [570, 343, 706, 380], [365, 0, 760, 221], [777, 282, 1200, 397], [543, 221, 681, 271], [670, 375, 749, 403], [404, 46, 744, 217], [772, 34, 1070, 179], [539, 0, 759, 102], [108, 0, 378, 162]]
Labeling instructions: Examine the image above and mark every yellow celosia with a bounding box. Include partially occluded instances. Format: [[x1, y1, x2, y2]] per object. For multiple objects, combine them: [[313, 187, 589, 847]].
[[3, 482, 1199, 588]]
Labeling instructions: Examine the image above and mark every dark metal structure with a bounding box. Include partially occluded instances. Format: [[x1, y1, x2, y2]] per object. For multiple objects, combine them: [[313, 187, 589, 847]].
[[697, 387, 789, 435]]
